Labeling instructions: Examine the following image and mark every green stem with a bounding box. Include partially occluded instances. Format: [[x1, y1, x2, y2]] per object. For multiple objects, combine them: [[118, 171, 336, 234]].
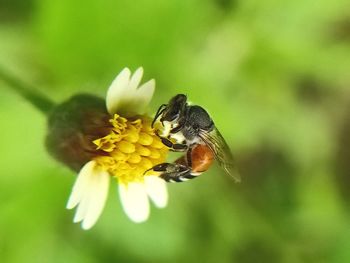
[[0, 67, 56, 114]]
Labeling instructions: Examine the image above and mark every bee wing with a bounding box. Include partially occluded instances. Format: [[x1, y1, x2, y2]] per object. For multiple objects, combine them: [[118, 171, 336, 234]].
[[199, 128, 241, 182]]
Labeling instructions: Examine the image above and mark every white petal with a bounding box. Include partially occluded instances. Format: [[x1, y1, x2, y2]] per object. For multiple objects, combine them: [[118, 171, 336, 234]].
[[105, 68, 155, 117], [106, 68, 131, 115], [130, 79, 155, 115], [82, 170, 110, 230], [118, 79, 155, 117], [66, 161, 110, 230], [72, 168, 97, 223], [144, 176, 168, 208], [128, 67, 143, 91], [66, 161, 96, 209], [73, 190, 91, 223], [118, 182, 150, 223]]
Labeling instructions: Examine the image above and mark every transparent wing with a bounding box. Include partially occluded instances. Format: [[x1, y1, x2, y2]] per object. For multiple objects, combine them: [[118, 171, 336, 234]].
[[199, 128, 241, 182]]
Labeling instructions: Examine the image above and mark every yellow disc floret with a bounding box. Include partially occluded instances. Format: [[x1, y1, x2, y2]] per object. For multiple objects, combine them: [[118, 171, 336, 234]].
[[93, 114, 168, 183]]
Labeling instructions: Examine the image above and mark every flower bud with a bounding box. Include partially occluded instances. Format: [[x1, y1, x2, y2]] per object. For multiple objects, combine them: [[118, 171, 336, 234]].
[[45, 94, 110, 172]]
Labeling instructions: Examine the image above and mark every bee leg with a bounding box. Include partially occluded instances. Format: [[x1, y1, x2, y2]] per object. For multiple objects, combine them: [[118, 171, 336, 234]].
[[170, 125, 182, 133], [160, 137, 188, 152], [170, 116, 186, 134], [173, 143, 188, 151], [146, 162, 195, 183]]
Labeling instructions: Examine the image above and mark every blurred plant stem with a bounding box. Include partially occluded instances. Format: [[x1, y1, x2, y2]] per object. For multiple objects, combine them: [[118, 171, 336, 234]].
[[0, 66, 55, 114]]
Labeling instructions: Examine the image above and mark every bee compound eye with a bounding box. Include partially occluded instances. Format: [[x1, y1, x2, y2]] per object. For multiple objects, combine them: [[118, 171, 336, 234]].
[[161, 111, 179, 122], [169, 113, 179, 121]]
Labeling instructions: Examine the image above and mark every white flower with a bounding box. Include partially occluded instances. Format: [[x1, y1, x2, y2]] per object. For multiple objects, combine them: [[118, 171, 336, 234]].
[[66, 67, 168, 230], [106, 67, 155, 117]]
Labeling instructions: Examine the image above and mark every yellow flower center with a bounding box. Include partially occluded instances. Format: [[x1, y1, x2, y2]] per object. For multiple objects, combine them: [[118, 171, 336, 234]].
[[92, 114, 168, 183]]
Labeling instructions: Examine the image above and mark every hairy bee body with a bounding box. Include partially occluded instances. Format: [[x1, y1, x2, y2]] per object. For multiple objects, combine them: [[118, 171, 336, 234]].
[[148, 94, 240, 183]]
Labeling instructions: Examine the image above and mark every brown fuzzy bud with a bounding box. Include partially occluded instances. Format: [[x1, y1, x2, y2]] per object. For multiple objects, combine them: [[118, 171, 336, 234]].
[[45, 94, 110, 172]]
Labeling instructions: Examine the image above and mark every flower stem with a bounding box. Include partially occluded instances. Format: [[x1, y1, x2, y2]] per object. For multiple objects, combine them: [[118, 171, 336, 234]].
[[0, 66, 55, 114]]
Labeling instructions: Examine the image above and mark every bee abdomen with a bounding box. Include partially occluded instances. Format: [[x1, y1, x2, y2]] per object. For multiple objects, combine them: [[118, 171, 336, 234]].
[[161, 172, 201, 183], [191, 144, 214, 173]]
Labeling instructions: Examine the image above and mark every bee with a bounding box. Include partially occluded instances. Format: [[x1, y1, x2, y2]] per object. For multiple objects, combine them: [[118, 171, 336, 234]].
[[146, 94, 241, 183]]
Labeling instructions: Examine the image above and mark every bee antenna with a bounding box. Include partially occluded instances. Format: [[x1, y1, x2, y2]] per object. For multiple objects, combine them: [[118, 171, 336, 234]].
[[152, 104, 167, 128], [143, 167, 154, 175]]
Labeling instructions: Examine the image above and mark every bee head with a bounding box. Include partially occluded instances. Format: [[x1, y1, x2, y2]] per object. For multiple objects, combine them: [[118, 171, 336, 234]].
[[152, 94, 187, 128], [161, 94, 187, 122]]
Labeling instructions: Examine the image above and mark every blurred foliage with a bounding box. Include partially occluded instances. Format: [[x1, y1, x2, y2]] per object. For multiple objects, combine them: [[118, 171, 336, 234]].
[[1, 0, 350, 262]]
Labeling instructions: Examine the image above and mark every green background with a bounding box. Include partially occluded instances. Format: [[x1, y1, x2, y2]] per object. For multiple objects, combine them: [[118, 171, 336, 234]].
[[1, 0, 350, 262]]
